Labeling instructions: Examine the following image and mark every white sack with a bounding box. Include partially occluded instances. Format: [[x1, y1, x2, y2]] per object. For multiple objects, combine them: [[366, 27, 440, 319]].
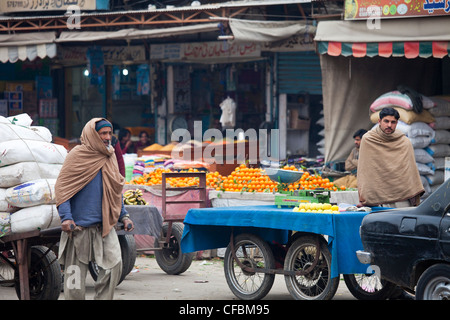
[[414, 148, 435, 164], [395, 120, 411, 135], [407, 122, 435, 148], [0, 140, 67, 167], [408, 122, 435, 138], [10, 204, 60, 233], [6, 179, 56, 208], [434, 157, 445, 170], [429, 97, 450, 117], [426, 169, 445, 186], [426, 144, 450, 157], [416, 162, 434, 176], [0, 162, 62, 188], [410, 136, 433, 149], [5, 113, 33, 127], [432, 130, 450, 145], [0, 188, 17, 212], [432, 117, 450, 130], [0, 121, 52, 143]]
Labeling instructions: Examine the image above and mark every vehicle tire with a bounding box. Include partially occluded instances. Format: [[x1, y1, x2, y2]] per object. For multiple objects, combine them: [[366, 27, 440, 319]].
[[416, 264, 450, 300], [284, 234, 339, 300], [343, 273, 397, 300], [15, 246, 62, 300], [223, 233, 275, 300], [89, 234, 137, 285], [154, 222, 193, 275]]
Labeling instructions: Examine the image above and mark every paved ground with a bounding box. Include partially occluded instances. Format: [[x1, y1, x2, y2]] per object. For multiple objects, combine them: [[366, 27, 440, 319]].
[[0, 255, 356, 301]]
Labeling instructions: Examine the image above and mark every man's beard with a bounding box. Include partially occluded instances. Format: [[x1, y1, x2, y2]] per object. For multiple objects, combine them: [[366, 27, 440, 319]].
[[103, 140, 111, 148]]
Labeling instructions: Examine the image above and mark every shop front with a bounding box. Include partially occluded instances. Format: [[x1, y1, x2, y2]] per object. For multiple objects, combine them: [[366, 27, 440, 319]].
[[149, 40, 268, 146], [314, 16, 450, 164], [314, 15, 450, 196], [54, 44, 152, 139], [149, 18, 321, 165], [0, 32, 58, 135]]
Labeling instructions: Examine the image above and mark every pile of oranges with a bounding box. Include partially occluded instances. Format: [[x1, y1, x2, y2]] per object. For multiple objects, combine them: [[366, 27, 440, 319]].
[[206, 164, 343, 192], [127, 164, 345, 192], [207, 164, 277, 193], [127, 167, 201, 188]]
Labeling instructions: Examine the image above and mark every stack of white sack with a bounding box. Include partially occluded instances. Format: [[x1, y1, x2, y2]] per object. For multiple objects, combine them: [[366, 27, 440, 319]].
[[0, 114, 66, 236], [395, 121, 436, 198], [369, 90, 437, 198]]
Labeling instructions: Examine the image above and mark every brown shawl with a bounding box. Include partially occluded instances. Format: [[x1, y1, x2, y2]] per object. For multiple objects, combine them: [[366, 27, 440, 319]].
[[55, 118, 124, 237], [357, 125, 424, 206]]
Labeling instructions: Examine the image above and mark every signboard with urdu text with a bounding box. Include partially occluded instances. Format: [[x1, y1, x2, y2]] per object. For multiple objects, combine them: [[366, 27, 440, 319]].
[[0, 0, 109, 13]]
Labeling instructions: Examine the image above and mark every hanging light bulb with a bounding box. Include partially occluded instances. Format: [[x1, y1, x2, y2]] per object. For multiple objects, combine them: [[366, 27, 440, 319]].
[[122, 67, 129, 76], [83, 68, 89, 77]]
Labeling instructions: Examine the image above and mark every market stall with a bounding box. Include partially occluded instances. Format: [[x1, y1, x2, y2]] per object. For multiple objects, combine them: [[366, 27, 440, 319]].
[[208, 189, 359, 207], [314, 17, 449, 164], [123, 171, 208, 274]]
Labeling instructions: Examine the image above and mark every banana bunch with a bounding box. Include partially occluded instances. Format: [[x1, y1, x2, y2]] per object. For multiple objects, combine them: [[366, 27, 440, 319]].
[[123, 189, 148, 205]]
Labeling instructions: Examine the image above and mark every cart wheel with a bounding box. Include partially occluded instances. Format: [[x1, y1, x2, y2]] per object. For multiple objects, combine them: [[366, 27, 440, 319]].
[[154, 222, 194, 275], [224, 233, 275, 300], [343, 273, 396, 300], [15, 245, 62, 300], [89, 234, 137, 285], [284, 234, 339, 300], [119, 234, 137, 278]]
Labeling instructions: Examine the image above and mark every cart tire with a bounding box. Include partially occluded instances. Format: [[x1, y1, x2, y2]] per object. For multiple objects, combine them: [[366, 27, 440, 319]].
[[89, 234, 137, 285], [223, 233, 275, 300], [15, 245, 62, 300], [284, 234, 339, 300], [343, 273, 396, 300], [154, 222, 193, 275], [416, 263, 450, 300], [119, 234, 137, 278]]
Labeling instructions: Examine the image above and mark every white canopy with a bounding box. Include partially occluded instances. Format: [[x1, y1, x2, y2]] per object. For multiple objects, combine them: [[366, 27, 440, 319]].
[[229, 18, 316, 43], [56, 23, 220, 42], [315, 16, 450, 43]]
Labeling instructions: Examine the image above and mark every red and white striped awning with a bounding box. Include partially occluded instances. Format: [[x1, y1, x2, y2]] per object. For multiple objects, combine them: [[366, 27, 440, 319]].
[[315, 17, 450, 59]]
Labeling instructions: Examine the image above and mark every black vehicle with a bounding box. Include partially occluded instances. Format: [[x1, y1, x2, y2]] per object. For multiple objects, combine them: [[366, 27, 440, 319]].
[[357, 178, 450, 300]]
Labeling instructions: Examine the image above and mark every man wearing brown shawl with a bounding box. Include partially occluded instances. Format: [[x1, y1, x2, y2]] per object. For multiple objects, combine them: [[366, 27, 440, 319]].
[[55, 118, 134, 300], [357, 107, 424, 208]]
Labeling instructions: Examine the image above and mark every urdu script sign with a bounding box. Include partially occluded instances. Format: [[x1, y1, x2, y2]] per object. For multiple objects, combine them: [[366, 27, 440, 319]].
[[345, 0, 450, 20], [0, 0, 107, 12]]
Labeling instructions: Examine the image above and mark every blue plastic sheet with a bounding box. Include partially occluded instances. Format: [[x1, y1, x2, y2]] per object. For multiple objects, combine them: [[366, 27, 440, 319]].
[[181, 205, 373, 278]]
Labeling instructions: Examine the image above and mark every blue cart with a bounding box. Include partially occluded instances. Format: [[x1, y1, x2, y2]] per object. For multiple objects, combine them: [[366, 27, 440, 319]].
[[181, 205, 394, 300]]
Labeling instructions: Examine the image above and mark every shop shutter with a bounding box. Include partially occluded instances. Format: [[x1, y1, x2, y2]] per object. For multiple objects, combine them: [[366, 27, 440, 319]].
[[277, 51, 322, 95]]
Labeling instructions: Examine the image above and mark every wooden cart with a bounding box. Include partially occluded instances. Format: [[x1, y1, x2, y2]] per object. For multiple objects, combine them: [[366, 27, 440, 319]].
[[134, 171, 207, 275]]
